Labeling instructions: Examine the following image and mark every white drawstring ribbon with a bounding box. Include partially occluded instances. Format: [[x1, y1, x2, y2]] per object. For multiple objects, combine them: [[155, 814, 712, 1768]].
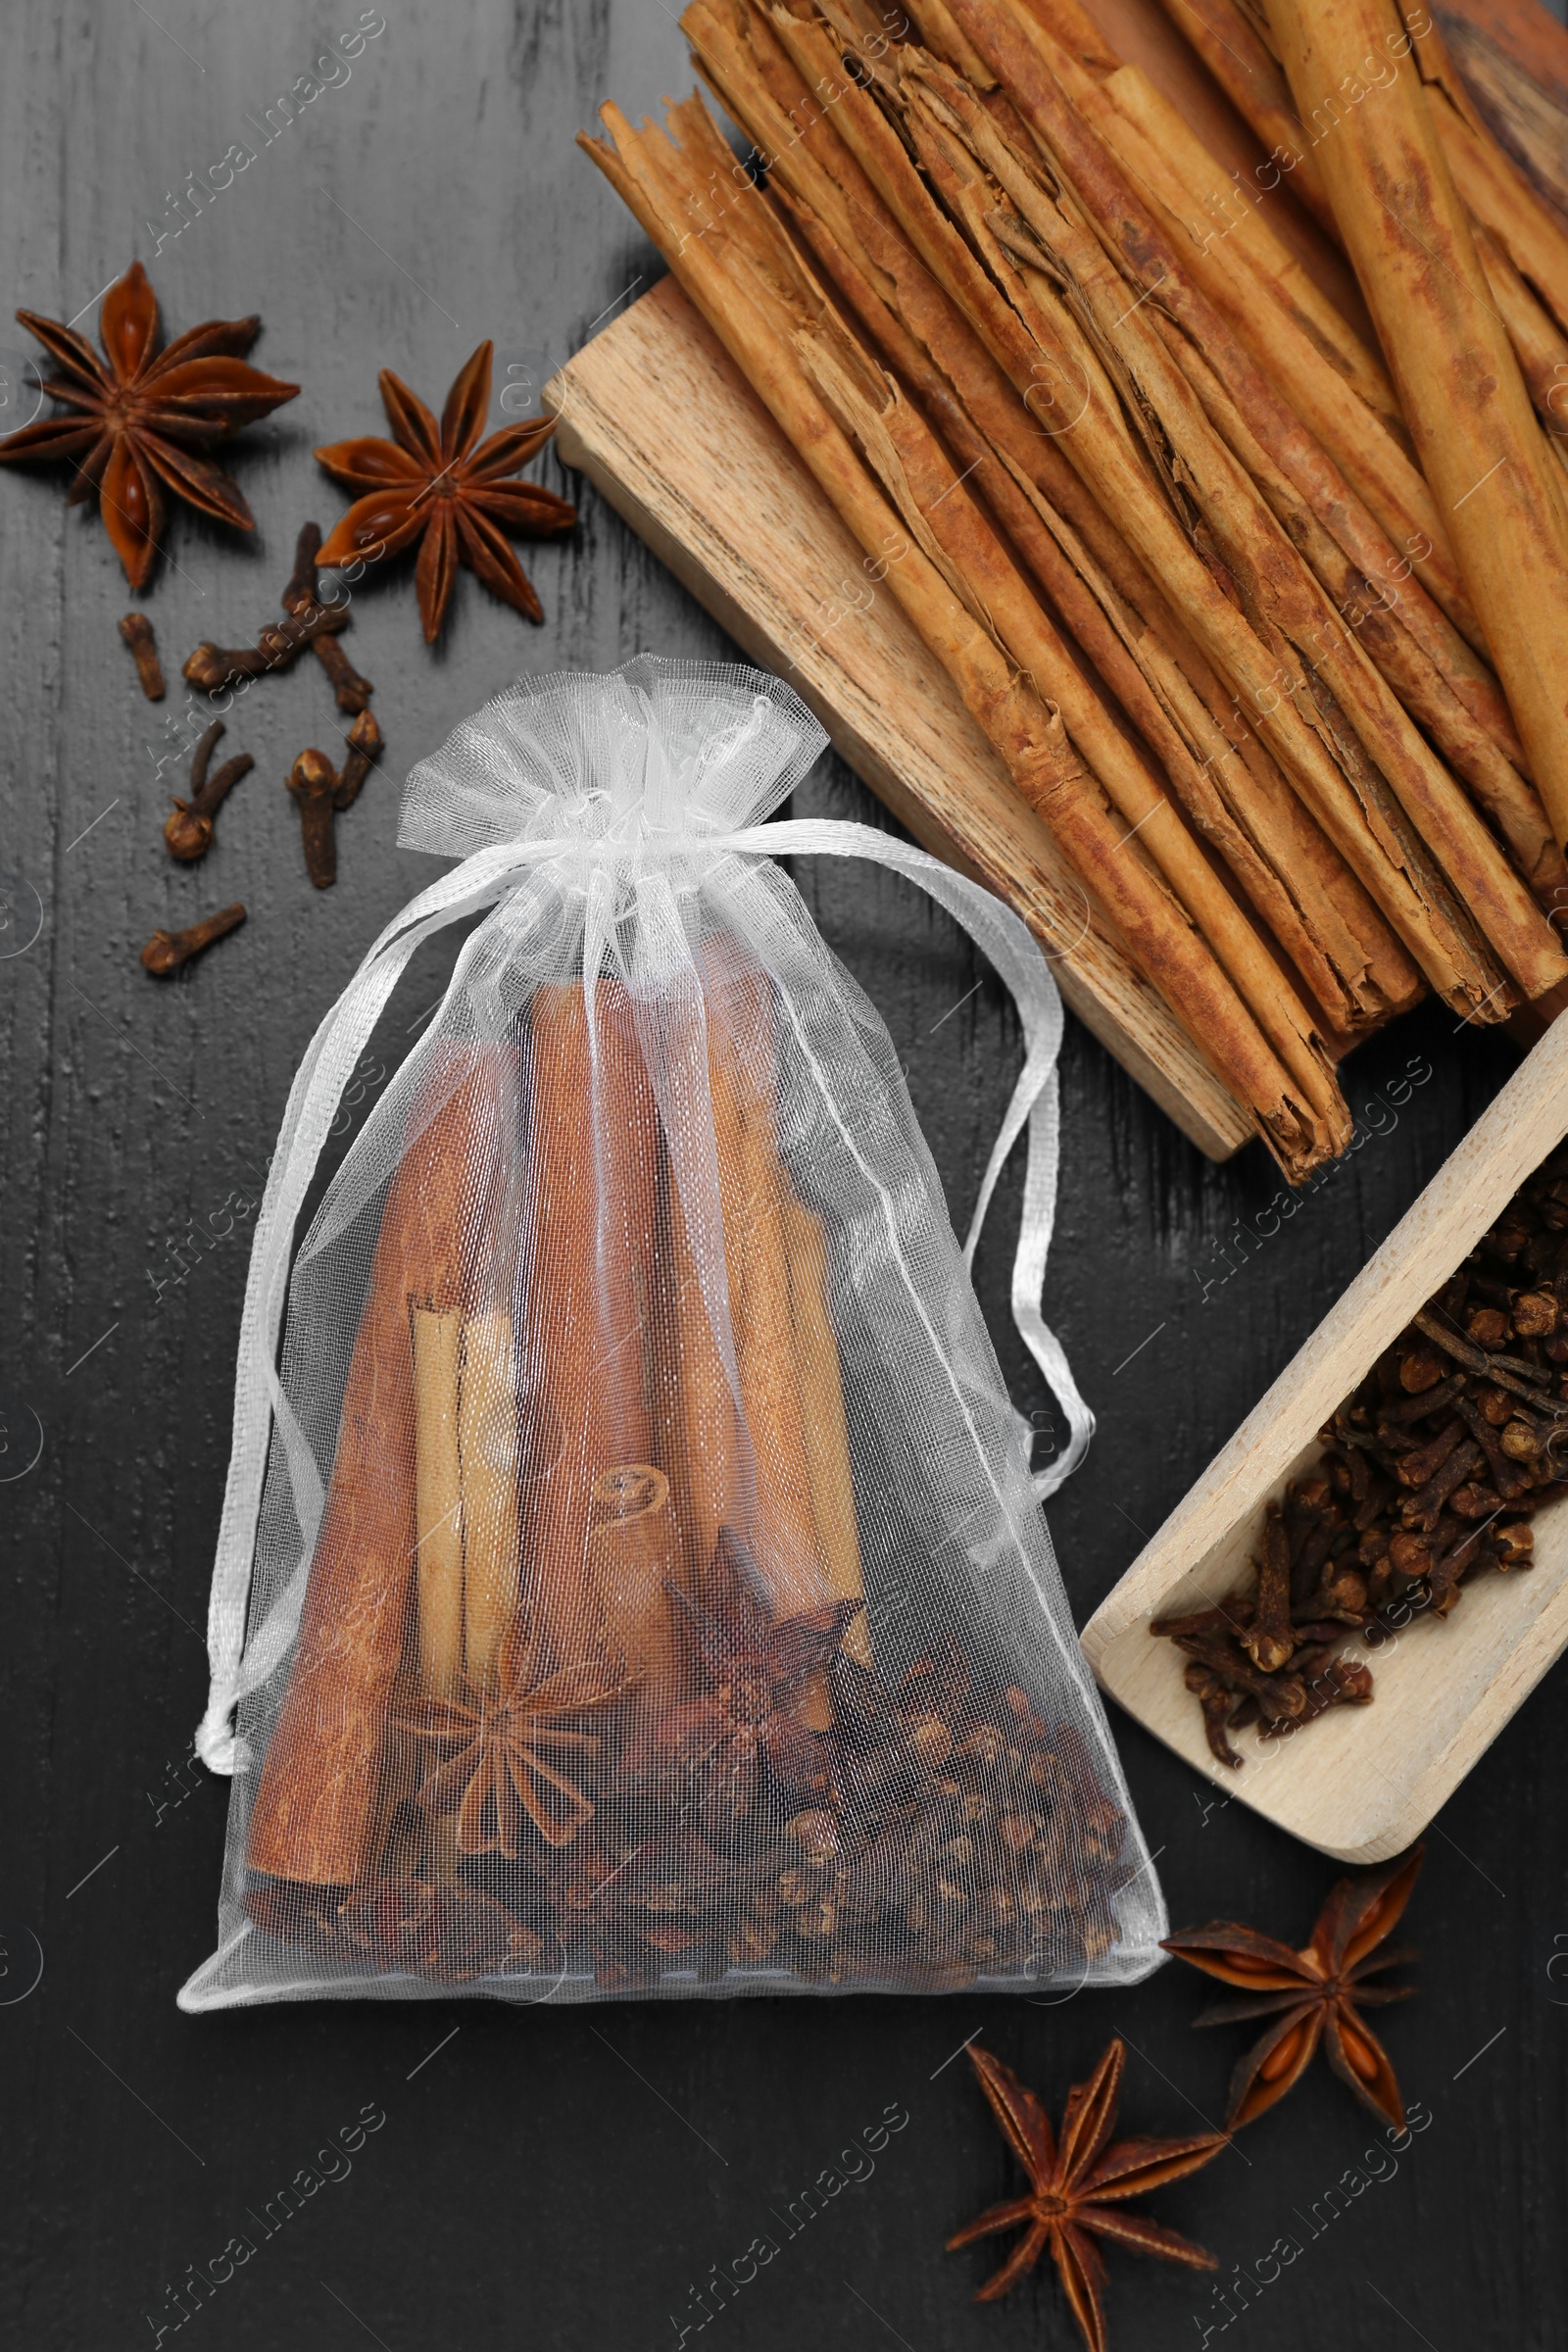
[[194, 816, 1092, 1776]]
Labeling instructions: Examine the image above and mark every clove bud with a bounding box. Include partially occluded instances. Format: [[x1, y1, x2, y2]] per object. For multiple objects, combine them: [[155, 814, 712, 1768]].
[[184, 604, 352, 696], [118, 611, 165, 700], [287, 751, 341, 889], [164, 718, 254, 861], [286, 710, 385, 888], [281, 522, 373, 713], [334, 707, 383, 809], [184, 524, 375, 711], [141, 902, 246, 977]]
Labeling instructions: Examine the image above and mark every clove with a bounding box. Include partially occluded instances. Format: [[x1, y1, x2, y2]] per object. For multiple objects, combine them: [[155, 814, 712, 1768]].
[[281, 522, 374, 713], [118, 611, 165, 700], [164, 719, 254, 861], [1243, 1503, 1294, 1673], [287, 751, 341, 888], [333, 707, 383, 809], [141, 902, 246, 977], [286, 710, 384, 887], [183, 522, 375, 710], [1410, 1307, 1568, 1418], [184, 602, 353, 696]]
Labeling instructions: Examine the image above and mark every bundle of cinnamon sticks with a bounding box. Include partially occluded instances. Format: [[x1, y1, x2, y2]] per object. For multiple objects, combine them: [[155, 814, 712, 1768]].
[[579, 0, 1568, 1180], [241, 963, 1131, 1988]]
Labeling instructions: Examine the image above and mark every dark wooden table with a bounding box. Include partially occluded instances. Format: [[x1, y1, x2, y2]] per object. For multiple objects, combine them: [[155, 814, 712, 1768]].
[[3, 6, 1560, 2346]]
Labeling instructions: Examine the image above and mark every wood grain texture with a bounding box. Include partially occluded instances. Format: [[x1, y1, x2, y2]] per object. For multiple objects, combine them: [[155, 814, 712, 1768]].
[[0, 0, 1562, 2347], [544, 275, 1253, 1162], [1084, 1009, 1568, 1858]]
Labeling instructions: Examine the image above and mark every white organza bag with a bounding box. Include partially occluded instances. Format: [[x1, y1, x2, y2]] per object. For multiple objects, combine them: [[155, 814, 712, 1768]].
[[179, 656, 1165, 2009]]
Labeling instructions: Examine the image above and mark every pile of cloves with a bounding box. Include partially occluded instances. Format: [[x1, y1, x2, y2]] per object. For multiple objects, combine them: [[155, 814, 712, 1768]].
[[243, 1643, 1139, 1993], [1155, 1145, 1568, 1766], [129, 520, 387, 975]]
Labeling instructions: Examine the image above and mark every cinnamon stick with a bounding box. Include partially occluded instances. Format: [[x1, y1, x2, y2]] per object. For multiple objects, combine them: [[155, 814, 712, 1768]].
[[801, 320, 1349, 1148], [611, 55, 1400, 1058], [582, 1463, 683, 1700], [1151, 0, 1337, 234], [1415, 19, 1568, 345], [907, 55, 1562, 1010], [658, 1126, 741, 1591], [951, 2, 1555, 850], [742, 9, 1488, 1013], [743, 71, 1400, 1030], [762, 154, 1407, 1033], [1086, 56, 1505, 699], [246, 1044, 515, 1888], [591, 81, 1375, 1164], [1163, 316, 1567, 905], [1098, 7, 1566, 889], [519, 979, 676, 1685], [979, 1, 1494, 684], [1266, 0, 1568, 859], [1097, 55, 1399, 433], [703, 943, 830, 1614], [928, 18, 1564, 1004], [780, 1190, 871, 1668], [1474, 223, 1568, 457], [411, 1303, 466, 1697], [457, 1305, 524, 1692]]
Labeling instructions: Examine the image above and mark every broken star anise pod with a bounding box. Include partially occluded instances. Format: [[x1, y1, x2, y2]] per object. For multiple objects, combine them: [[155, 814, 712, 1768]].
[[0, 259, 298, 590], [643, 1526, 861, 1820], [949, 2040, 1222, 2352], [314, 339, 575, 640], [1161, 1845, 1421, 2132], [392, 1617, 638, 1857]]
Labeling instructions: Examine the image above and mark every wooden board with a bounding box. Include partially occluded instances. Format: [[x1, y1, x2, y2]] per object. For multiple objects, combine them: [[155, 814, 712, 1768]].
[[1082, 1008, 1568, 1861], [542, 276, 1253, 1164]]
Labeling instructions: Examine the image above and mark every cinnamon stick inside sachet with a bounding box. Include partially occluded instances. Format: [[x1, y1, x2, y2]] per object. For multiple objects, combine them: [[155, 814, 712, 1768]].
[[781, 1191, 871, 1669], [658, 1131, 741, 1593], [519, 980, 681, 1699], [703, 945, 830, 1621], [410, 1303, 466, 1698], [246, 1044, 514, 1889], [458, 1306, 525, 1691]]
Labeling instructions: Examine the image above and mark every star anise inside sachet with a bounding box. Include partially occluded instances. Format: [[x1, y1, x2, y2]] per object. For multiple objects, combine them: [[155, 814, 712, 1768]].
[[1161, 1846, 1421, 2132], [315, 340, 575, 640], [647, 1526, 861, 1819], [393, 1621, 637, 1856], [0, 260, 298, 589], [948, 2040, 1222, 2352]]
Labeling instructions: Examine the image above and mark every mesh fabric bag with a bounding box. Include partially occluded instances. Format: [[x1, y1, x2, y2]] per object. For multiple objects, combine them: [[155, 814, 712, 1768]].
[[180, 656, 1165, 2008]]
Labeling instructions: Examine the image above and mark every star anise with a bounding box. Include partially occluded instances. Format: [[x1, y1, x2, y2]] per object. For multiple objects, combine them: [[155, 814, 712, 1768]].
[[948, 2041, 1223, 2352], [0, 259, 298, 589], [644, 1527, 860, 1820], [314, 340, 575, 640], [1161, 1846, 1422, 2132], [393, 1619, 637, 1857]]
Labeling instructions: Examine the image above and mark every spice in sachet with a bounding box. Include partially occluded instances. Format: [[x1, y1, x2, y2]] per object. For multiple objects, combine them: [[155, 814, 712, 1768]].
[[181, 658, 1163, 2006]]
